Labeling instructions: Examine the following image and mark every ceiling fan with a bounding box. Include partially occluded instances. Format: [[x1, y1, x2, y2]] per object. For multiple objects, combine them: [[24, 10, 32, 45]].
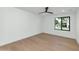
[[40, 7, 53, 14]]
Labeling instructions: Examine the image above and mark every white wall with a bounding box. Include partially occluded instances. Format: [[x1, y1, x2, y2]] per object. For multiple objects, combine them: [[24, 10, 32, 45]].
[[0, 7, 42, 46], [43, 13, 76, 39], [76, 9, 79, 44]]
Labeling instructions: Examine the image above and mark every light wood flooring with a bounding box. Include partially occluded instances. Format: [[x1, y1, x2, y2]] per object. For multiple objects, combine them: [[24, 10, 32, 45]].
[[0, 33, 79, 51]]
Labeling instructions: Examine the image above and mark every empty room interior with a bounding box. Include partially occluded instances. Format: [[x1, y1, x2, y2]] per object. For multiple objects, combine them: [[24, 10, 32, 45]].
[[0, 7, 79, 51]]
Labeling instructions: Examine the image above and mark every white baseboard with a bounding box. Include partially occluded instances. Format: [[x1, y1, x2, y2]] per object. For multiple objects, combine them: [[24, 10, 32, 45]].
[[0, 32, 42, 46], [43, 32, 76, 40], [0, 32, 77, 46]]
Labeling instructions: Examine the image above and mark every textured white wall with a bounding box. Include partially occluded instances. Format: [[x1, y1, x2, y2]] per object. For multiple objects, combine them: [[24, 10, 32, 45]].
[[0, 7, 42, 46], [43, 13, 76, 39]]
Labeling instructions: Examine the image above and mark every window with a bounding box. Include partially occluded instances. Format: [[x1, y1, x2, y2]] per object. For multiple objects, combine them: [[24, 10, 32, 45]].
[[54, 16, 70, 31]]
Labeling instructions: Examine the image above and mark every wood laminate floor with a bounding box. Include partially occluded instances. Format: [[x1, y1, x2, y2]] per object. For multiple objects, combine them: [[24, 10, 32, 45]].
[[0, 33, 79, 51]]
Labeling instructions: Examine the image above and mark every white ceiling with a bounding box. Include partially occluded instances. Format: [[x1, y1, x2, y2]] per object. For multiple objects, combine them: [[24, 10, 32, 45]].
[[17, 7, 78, 15]]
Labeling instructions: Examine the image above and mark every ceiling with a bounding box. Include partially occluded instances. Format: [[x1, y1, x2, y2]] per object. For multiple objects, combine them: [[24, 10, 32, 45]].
[[17, 7, 78, 15]]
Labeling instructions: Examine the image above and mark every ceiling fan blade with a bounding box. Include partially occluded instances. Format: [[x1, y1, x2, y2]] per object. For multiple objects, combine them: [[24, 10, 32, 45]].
[[45, 7, 48, 12], [39, 12, 53, 14], [46, 12, 53, 14], [39, 7, 54, 14]]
